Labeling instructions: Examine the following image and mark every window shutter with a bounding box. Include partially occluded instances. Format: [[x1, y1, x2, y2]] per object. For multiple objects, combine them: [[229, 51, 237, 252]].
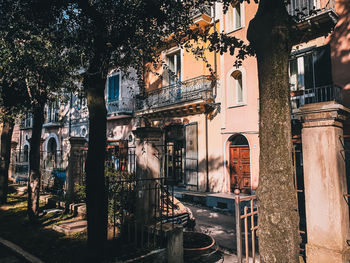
[[313, 45, 332, 88]]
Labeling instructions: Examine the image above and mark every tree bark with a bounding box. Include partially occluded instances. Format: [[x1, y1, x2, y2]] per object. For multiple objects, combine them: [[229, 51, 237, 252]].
[[27, 104, 44, 220], [84, 72, 108, 261], [0, 117, 15, 204], [247, 1, 300, 262]]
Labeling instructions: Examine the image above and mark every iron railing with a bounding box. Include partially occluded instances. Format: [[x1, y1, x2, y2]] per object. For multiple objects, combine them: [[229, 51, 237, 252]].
[[108, 177, 190, 254], [235, 195, 259, 263], [235, 194, 307, 262], [136, 75, 214, 111], [46, 110, 60, 123], [107, 98, 134, 115], [190, 5, 212, 18], [290, 84, 342, 110], [287, 0, 335, 19]]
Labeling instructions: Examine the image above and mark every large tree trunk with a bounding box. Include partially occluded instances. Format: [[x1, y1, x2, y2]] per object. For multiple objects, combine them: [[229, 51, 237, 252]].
[[247, 1, 300, 262], [27, 104, 44, 220], [84, 73, 108, 261], [0, 117, 15, 204]]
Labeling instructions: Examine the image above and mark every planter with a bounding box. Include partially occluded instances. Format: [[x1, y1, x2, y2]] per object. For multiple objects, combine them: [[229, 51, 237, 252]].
[[183, 231, 215, 260]]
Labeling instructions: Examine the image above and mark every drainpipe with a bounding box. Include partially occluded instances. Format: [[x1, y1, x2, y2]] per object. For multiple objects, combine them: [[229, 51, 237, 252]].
[[213, 5, 218, 99], [68, 92, 72, 137], [205, 112, 209, 192]]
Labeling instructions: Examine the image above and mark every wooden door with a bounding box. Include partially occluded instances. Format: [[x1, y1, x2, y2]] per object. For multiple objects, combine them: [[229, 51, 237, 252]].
[[230, 146, 251, 193]]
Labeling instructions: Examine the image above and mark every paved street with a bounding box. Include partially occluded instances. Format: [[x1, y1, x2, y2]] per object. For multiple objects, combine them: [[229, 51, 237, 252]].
[[0, 243, 29, 263], [185, 202, 236, 251], [184, 202, 242, 262]]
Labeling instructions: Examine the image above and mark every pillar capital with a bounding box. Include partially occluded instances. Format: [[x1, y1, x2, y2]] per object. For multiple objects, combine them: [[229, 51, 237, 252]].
[[69, 137, 87, 147], [294, 102, 350, 128]]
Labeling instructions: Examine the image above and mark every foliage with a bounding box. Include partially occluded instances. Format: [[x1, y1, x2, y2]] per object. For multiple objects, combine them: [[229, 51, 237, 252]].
[[74, 183, 87, 202], [106, 168, 137, 224]]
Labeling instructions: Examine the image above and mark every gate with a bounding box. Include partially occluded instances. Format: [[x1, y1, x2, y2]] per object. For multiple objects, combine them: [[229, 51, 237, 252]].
[[108, 176, 192, 256]]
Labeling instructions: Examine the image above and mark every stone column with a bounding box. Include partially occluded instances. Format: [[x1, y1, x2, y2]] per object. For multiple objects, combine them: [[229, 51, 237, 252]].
[[8, 141, 18, 181], [295, 102, 350, 262], [133, 127, 163, 224], [66, 137, 87, 204]]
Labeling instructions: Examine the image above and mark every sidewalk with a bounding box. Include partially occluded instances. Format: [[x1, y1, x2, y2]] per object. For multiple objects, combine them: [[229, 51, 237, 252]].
[[173, 187, 255, 212], [0, 237, 44, 263]]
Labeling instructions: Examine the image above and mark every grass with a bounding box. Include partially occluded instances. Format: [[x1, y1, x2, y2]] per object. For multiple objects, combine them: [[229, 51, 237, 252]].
[[0, 188, 88, 263]]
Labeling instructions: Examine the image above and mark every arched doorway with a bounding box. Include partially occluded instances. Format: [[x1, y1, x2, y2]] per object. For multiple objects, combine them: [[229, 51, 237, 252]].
[[229, 134, 251, 193]]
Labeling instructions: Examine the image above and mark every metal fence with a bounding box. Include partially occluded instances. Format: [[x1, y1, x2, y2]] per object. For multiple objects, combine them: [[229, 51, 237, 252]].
[[106, 98, 134, 115], [108, 177, 191, 252], [136, 75, 214, 111], [235, 194, 307, 263], [235, 195, 259, 263], [291, 84, 342, 110], [287, 0, 335, 19]]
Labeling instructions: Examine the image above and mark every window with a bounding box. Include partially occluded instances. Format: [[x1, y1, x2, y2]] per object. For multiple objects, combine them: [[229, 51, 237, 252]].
[[107, 74, 120, 102], [225, 2, 242, 32], [235, 71, 243, 103], [228, 69, 245, 107], [23, 145, 29, 163], [289, 45, 332, 91], [47, 100, 59, 123], [167, 51, 181, 85], [289, 45, 333, 107]]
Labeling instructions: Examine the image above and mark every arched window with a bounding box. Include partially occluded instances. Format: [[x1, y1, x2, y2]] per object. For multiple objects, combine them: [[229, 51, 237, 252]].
[[232, 71, 243, 103], [227, 69, 245, 107]]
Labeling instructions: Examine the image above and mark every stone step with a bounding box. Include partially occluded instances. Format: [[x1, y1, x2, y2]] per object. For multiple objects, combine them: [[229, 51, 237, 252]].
[[53, 220, 87, 235]]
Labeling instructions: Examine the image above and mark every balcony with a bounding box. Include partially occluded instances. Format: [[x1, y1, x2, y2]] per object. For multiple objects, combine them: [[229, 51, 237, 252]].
[[291, 84, 342, 111], [190, 5, 212, 26], [136, 75, 215, 117], [43, 110, 63, 128], [287, 0, 337, 39], [107, 98, 134, 117]]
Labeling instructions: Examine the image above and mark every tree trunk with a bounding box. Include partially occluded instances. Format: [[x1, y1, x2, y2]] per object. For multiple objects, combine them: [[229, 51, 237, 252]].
[[27, 104, 44, 220], [247, 1, 300, 262], [0, 117, 15, 204], [84, 73, 108, 261]]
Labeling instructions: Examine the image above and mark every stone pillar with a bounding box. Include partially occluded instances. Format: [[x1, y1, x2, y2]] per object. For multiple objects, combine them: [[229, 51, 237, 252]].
[[9, 141, 18, 181], [167, 226, 183, 263], [133, 127, 163, 224], [295, 102, 350, 262], [66, 137, 87, 204]]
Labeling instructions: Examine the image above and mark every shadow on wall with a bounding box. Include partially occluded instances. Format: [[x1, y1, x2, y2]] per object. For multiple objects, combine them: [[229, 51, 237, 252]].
[[329, 0, 350, 107]]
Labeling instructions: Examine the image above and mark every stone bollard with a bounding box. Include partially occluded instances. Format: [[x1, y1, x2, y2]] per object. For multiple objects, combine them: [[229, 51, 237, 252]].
[[167, 226, 183, 263]]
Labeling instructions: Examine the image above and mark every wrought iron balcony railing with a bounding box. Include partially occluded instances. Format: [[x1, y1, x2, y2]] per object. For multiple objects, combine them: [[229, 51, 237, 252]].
[[290, 84, 342, 110], [190, 5, 212, 18], [136, 75, 214, 112], [287, 0, 335, 20], [107, 98, 134, 115]]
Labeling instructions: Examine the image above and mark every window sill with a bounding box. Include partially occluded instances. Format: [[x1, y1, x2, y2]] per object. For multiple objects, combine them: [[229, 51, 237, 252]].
[[227, 103, 247, 109], [226, 26, 244, 35]]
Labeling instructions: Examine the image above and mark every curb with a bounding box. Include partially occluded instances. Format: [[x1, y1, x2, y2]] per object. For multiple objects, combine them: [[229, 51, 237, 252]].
[[0, 237, 44, 263]]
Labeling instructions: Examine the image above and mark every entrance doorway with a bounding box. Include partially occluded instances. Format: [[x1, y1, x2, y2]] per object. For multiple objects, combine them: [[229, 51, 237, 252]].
[[229, 135, 251, 193]]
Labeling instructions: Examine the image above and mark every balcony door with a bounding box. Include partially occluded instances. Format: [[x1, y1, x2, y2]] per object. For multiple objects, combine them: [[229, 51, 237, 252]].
[[108, 74, 120, 102], [167, 51, 181, 85], [289, 44, 333, 107]]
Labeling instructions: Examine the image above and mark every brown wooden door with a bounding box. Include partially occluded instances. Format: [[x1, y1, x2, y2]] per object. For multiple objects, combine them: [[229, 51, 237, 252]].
[[230, 146, 251, 192]]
